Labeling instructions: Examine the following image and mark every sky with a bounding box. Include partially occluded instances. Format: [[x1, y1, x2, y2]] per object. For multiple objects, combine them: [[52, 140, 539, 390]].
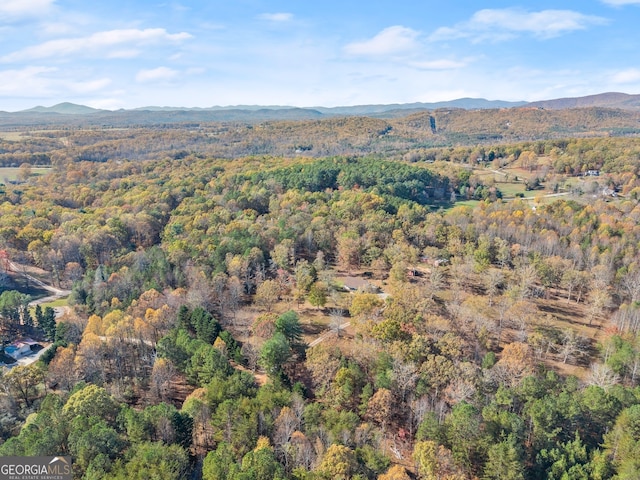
[[1, 0, 640, 111]]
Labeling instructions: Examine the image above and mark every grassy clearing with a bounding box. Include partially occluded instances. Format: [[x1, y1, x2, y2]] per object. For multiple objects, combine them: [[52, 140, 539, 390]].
[[454, 199, 481, 208], [28, 297, 69, 318], [38, 297, 69, 309], [0, 167, 52, 182], [470, 163, 545, 199], [0, 131, 29, 141], [472, 170, 504, 183], [498, 183, 536, 198]]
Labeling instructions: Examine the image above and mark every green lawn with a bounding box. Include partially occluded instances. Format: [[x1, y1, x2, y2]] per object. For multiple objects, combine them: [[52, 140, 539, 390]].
[[29, 297, 68, 317], [454, 199, 481, 208], [39, 297, 68, 308], [498, 182, 537, 198]]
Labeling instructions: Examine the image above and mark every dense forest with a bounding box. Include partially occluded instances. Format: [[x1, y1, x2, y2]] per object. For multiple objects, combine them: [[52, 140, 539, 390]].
[[3, 106, 640, 166], [2, 113, 640, 479]]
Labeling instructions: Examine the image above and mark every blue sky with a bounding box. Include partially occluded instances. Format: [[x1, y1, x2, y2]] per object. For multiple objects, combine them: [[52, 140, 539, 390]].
[[1, 0, 640, 110]]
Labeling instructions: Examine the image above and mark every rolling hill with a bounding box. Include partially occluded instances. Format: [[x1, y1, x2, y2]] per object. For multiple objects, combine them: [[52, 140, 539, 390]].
[[528, 92, 640, 110]]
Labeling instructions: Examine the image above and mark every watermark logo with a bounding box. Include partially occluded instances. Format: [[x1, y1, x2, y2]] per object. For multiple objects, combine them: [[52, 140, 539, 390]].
[[0, 456, 72, 480]]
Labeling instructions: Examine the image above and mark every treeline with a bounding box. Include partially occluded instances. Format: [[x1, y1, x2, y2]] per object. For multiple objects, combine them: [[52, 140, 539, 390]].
[[3, 108, 640, 165]]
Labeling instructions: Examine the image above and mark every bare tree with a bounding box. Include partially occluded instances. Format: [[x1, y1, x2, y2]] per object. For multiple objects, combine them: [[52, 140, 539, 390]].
[[591, 264, 613, 291], [612, 303, 640, 335], [255, 279, 280, 312], [150, 357, 177, 402], [274, 406, 298, 444], [329, 308, 346, 338], [484, 269, 504, 306], [241, 341, 259, 372], [428, 267, 445, 300], [408, 394, 430, 436], [495, 294, 513, 343], [562, 268, 582, 303], [586, 287, 611, 326], [223, 276, 243, 323], [587, 363, 620, 390], [444, 377, 476, 405], [186, 266, 214, 311], [211, 272, 228, 312], [620, 267, 640, 303], [391, 359, 419, 404], [517, 264, 537, 299], [557, 330, 588, 365], [291, 435, 316, 471], [494, 237, 511, 269]]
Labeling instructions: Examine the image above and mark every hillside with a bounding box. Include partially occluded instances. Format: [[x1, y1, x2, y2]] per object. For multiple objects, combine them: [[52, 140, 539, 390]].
[[2, 106, 640, 167], [528, 92, 640, 110], [20, 102, 107, 115]]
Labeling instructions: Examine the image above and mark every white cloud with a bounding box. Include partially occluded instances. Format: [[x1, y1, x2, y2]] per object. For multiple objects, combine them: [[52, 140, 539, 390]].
[[611, 68, 640, 83], [409, 59, 469, 70], [68, 78, 112, 93], [430, 8, 609, 42], [38, 12, 94, 36], [344, 26, 420, 56], [258, 13, 294, 22], [107, 50, 143, 59], [0, 66, 57, 95], [0, 0, 55, 21], [136, 67, 179, 83], [40, 22, 76, 35], [1, 28, 192, 62], [601, 0, 640, 4], [0, 66, 112, 101]]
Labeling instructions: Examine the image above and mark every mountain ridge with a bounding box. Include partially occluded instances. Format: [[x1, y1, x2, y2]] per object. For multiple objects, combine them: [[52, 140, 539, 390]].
[[12, 92, 640, 117], [527, 92, 640, 110], [19, 102, 107, 115], [15, 98, 528, 115], [1, 92, 639, 128]]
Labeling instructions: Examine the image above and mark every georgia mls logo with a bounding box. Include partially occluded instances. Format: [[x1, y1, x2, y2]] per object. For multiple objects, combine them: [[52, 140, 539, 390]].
[[0, 456, 72, 480]]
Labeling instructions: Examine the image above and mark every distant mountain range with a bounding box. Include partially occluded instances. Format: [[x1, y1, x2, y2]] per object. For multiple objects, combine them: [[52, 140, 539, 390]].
[[1, 92, 640, 127], [527, 92, 640, 110], [12, 98, 527, 116]]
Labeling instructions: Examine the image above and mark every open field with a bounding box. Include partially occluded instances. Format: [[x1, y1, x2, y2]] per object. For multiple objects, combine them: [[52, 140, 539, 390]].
[[0, 167, 52, 182], [466, 153, 619, 204], [35, 297, 68, 309], [454, 199, 481, 208], [0, 131, 28, 141], [498, 182, 538, 198]]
